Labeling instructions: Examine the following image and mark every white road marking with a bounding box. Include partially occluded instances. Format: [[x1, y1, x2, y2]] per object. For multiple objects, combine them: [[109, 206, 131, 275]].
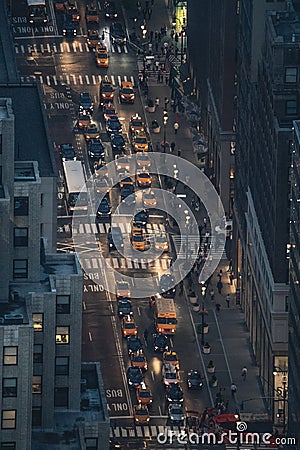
[[88, 331, 93, 341], [66, 74, 70, 85], [117, 75, 122, 86], [72, 42, 77, 52], [53, 43, 57, 52], [92, 75, 97, 84], [83, 301, 86, 310], [78, 42, 83, 52], [39, 75, 43, 84], [53, 75, 58, 86], [85, 75, 90, 84], [47, 43, 51, 52], [46, 75, 50, 85], [66, 42, 70, 52], [79, 75, 83, 84], [60, 42, 64, 52], [40, 43, 44, 52]]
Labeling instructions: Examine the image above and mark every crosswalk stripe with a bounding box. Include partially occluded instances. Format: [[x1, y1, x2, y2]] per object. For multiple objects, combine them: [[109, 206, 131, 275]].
[[150, 425, 157, 436], [72, 74, 77, 84], [121, 428, 127, 437], [124, 45, 128, 54], [46, 75, 50, 85], [21, 44, 25, 53], [47, 43, 51, 52], [53, 43, 57, 52], [92, 75, 97, 84], [109, 428, 113, 438], [112, 258, 119, 268], [130, 75, 135, 86], [39, 75, 43, 84], [110, 45, 115, 53], [85, 43, 90, 52], [33, 43, 38, 53], [78, 42, 83, 52], [109, 425, 186, 439], [124, 75, 127, 82], [98, 75, 102, 83], [126, 259, 133, 269], [91, 223, 98, 234], [136, 426, 143, 437], [40, 43, 44, 53], [53, 75, 58, 85], [85, 74, 90, 84], [66, 74, 70, 85], [15, 46, 19, 54], [66, 42, 70, 52], [111, 75, 115, 85], [72, 42, 77, 52], [114, 428, 120, 437], [117, 75, 122, 86], [60, 43, 64, 53], [79, 75, 83, 84]]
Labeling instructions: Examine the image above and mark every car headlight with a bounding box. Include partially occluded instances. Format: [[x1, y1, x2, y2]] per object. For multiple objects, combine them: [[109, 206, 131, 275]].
[[129, 380, 133, 385]]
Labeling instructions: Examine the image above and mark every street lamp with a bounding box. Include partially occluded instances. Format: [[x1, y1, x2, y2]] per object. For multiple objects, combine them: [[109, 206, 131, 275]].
[[163, 111, 168, 152], [180, 27, 186, 63], [273, 366, 288, 434], [183, 209, 190, 269]]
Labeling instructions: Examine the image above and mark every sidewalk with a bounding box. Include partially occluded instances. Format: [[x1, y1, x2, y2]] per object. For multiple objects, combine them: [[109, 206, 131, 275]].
[[124, 0, 268, 418]]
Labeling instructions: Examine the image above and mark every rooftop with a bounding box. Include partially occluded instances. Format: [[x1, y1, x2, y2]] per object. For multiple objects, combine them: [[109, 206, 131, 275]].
[[0, 292, 29, 325], [0, 85, 56, 177], [0, 2, 19, 83], [270, 10, 300, 43]]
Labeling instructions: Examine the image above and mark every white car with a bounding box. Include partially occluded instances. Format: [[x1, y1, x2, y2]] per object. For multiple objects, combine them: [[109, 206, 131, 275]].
[[162, 363, 180, 386], [168, 403, 184, 423]]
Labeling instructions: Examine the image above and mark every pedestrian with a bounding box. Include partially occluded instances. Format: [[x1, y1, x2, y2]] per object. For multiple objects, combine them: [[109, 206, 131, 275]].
[[165, 74, 169, 85], [158, 31, 161, 42], [159, 72, 163, 83], [225, 294, 230, 308], [171, 28, 175, 39], [215, 303, 221, 313], [150, 30, 153, 42], [175, 32, 179, 43], [170, 142, 175, 153], [241, 366, 247, 381], [179, 280, 184, 296], [217, 280, 223, 294], [173, 121, 179, 134], [148, 42, 152, 53], [157, 71, 161, 83], [228, 259, 233, 272], [164, 96, 169, 109], [155, 41, 159, 53], [203, 217, 207, 229], [151, 0, 154, 5], [229, 272, 234, 285], [210, 288, 215, 301], [231, 383, 237, 397], [145, 0, 149, 7], [177, 148, 181, 157], [143, 328, 148, 343], [155, 97, 160, 108], [147, 7, 152, 19]]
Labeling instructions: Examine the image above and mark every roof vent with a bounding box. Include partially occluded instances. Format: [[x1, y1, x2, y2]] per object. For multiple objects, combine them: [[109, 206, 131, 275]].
[[4, 314, 24, 324]]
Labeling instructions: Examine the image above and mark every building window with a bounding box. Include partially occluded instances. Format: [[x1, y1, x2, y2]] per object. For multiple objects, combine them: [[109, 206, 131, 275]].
[[14, 196, 29, 216], [85, 438, 98, 450], [2, 379, 17, 398], [32, 376, 42, 394], [285, 67, 298, 83], [13, 259, 28, 279], [54, 387, 69, 407], [1, 444, 16, 450], [3, 347, 18, 365], [32, 407, 42, 427], [56, 295, 70, 314], [32, 313, 43, 332], [56, 326, 69, 344], [286, 100, 297, 115], [13, 228, 28, 247], [55, 356, 69, 375], [0, 134, 2, 154], [1, 410, 16, 429], [33, 344, 43, 363]]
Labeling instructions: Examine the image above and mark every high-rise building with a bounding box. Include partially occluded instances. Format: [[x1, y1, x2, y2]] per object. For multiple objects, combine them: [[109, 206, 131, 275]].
[[234, 0, 296, 430], [187, 0, 237, 216], [289, 120, 300, 441]]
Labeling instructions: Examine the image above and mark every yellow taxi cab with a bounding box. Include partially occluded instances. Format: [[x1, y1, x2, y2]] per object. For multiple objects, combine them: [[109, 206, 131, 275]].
[[131, 233, 146, 251], [87, 30, 101, 49], [154, 232, 169, 252], [142, 190, 157, 208], [130, 351, 148, 371], [116, 280, 131, 299], [163, 351, 180, 370], [64, 2, 80, 21], [84, 123, 100, 141], [136, 152, 151, 168], [85, 4, 99, 23], [136, 384, 153, 406], [77, 112, 91, 129], [119, 81, 135, 104], [95, 45, 109, 67], [115, 154, 131, 172], [119, 173, 134, 189], [103, 104, 117, 121], [121, 315, 138, 338], [130, 220, 143, 236], [100, 79, 114, 105], [132, 134, 149, 152], [129, 114, 144, 134], [137, 171, 152, 188], [133, 405, 150, 425]]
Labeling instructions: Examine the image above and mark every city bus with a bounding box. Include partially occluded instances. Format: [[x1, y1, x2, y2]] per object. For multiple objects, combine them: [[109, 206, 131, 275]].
[[63, 160, 88, 214], [27, 0, 48, 24], [154, 296, 177, 335]]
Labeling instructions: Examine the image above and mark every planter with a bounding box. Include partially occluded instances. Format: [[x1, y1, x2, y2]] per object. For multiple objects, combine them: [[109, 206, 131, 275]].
[[192, 303, 200, 312], [202, 343, 211, 354], [148, 100, 155, 113], [196, 323, 209, 334], [207, 361, 215, 373], [153, 126, 161, 133], [189, 295, 197, 305], [209, 376, 218, 387]]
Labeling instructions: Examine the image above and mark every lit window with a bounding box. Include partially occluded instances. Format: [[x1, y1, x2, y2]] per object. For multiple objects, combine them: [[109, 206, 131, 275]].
[[1, 410, 16, 429], [2, 379, 17, 398], [3, 347, 18, 365], [285, 67, 298, 83], [32, 313, 43, 332], [56, 326, 69, 344], [56, 295, 70, 314], [32, 376, 42, 394]]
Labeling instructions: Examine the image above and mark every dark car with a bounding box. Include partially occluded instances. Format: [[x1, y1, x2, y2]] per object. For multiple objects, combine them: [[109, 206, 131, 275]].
[[127, 336, 143, 355], [187, 369, 204, 389], [106, 117, 122, 134], [159, 274, 176, 298], [121, 184, 135, 205], [97, 197, 111, 219], [110, 22, 126, 45], [153, 333, 169, 352], [126, 366, 143, 388], [105, 1, 118, 19], [134, 210, 149, 226], [166, 383, 184, 403], [111, 134, 126, 153], [79, 92, 93, 114], [107, 226, 124, 251], [58, 143, 76, 161], [88, 139, 105, 159], [118, 300, 132, 317], [62, 14, 77, 36]]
